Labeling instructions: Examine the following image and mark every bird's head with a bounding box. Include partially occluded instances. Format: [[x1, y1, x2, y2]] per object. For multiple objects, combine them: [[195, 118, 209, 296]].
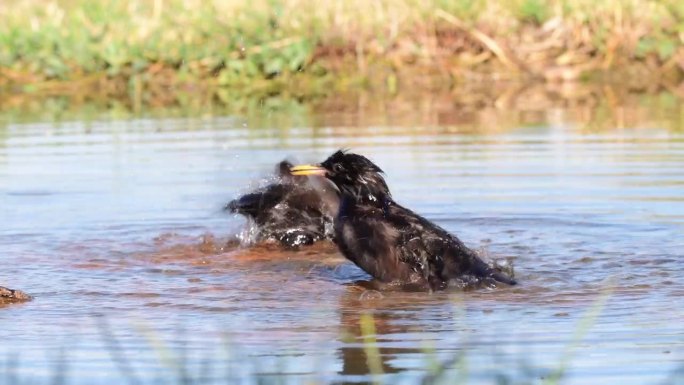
[[290, 150, 391, 204]]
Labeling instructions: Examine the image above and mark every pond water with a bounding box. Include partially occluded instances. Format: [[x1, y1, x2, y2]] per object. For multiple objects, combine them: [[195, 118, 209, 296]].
[[1, 85, 683, 384]]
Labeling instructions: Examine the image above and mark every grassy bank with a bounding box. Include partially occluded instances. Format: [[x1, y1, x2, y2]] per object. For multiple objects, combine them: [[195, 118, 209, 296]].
[[1, 0, 683, 94]]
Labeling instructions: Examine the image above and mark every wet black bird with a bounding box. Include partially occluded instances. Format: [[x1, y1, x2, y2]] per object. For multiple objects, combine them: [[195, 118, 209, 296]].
[[226, 160, 339, 247], [291, 151, 517, 290]]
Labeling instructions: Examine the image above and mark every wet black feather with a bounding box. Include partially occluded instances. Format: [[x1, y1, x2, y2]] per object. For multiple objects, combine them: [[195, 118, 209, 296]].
[[319, 151, 517, 290], [227, 160, 339, 247]]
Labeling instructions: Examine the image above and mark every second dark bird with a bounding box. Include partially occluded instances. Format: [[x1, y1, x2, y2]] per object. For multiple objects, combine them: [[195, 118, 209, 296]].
[[291, 150, 517, 290], [226, 160, 339, 247]]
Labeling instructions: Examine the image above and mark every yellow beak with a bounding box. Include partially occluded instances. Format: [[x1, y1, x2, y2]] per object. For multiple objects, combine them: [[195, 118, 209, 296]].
[[290, 164, 327, 176]]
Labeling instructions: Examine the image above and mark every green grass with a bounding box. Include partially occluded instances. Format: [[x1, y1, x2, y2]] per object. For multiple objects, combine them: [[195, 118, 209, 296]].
[[0, 0, 682, 94]]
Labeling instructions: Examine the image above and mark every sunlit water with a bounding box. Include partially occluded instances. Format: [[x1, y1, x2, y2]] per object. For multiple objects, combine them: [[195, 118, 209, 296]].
[[1, 91, 683, 384]]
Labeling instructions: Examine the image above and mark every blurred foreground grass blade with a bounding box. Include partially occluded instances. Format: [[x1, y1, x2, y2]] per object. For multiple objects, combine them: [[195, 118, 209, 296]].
[[95, 316, 143, 385], [134, 319, 188, 384], [360, 312, 384, 384], [543, 281, 615, 385]]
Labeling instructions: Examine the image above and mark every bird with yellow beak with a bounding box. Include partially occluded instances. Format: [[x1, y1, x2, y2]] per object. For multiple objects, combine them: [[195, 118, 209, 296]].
[[291, 150, 517, 290]]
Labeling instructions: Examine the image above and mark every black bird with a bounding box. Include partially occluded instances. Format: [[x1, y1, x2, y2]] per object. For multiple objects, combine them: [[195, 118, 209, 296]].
[[226, 160, 339, 247], [291, 150, 516, 290]]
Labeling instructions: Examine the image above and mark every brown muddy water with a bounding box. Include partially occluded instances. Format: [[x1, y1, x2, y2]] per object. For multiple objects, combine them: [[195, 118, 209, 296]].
[[1, 86, 683, 384]]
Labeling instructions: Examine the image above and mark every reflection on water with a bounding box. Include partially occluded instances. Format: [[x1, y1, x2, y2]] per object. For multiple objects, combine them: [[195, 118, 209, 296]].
[[0, 84, 683, 384], [1, 82, 682, 132]]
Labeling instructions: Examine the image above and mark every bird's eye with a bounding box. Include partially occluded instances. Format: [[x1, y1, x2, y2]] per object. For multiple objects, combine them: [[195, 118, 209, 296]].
[[333, 163, 344, 173]]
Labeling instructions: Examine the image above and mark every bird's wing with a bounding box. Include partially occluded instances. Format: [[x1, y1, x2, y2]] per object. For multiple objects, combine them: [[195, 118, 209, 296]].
[[385, 202, 516, 285], [225, 184, 289, 217], [384, 203, 450, 280]]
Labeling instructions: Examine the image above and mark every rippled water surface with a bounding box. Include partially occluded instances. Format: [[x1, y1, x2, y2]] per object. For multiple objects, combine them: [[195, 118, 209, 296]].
[[1, 89, 683, 384]]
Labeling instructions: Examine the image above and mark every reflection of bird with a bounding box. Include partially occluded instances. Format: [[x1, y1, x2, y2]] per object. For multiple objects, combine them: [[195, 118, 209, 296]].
[[226, 160, 339, 248], [291, 150, 517, 290], [336, 286, 415, 382]]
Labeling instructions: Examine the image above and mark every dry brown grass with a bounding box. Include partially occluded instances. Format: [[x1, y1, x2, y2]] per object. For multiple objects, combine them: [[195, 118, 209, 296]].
[[0, 0, 682, 90]]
